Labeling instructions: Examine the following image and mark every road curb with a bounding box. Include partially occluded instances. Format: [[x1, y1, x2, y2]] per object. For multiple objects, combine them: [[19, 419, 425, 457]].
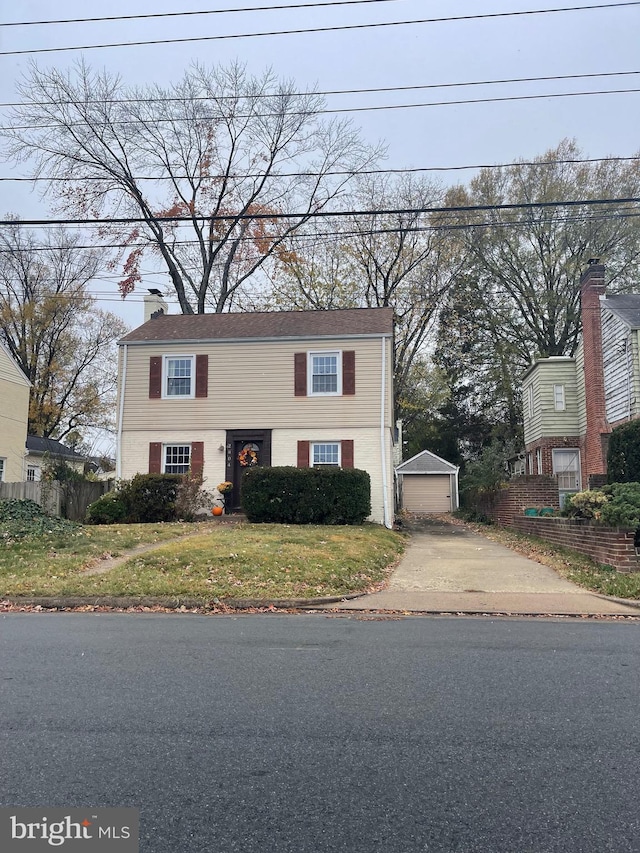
[[0, 592, 366, 611]]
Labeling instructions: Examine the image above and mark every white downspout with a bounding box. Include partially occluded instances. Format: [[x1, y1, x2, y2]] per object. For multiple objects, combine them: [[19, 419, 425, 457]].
[[380, 336, 391, 528], [116, 344, 128, 479]]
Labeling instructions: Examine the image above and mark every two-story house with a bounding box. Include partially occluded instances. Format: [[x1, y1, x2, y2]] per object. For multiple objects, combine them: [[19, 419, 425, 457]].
[[521, 260, 640, 502], [0, 341, 30, 482], [116, 298, 395, 526]]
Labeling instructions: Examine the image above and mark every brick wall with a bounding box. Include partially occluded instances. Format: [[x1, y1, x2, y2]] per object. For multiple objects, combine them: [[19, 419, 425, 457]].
[[511, 516, 640, 573], [475, 476, 560, 526]]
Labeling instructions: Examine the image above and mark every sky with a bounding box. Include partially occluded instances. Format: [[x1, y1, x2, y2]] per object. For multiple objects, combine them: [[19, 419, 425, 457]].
[[1, 0, 639, 330]]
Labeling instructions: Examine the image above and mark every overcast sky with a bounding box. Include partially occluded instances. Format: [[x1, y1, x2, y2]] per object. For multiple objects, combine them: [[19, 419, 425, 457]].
[[1, 0, 639, 328]]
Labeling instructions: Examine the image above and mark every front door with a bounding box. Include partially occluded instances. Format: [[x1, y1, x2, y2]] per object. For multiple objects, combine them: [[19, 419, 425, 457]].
[[225, 429, 272, 511]]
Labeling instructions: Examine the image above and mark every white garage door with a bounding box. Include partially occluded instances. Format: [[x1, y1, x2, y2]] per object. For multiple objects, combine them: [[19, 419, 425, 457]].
[[402, 475, 452, 513]]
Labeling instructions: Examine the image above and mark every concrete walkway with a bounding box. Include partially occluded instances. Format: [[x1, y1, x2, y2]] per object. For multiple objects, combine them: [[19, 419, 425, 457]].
[[333, 518, 640, 616]]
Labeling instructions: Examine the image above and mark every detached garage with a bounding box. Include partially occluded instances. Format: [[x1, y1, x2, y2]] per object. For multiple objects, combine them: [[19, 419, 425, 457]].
[[396, 450, 459, 514]]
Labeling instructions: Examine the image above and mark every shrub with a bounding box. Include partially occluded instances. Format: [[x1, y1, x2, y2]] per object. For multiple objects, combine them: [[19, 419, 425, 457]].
[[599, 482, 640, 529], [607, 420, 640, 483], [174, 472, 214, 521], [241, 466, 371, 525], [562, 489, 610, 520], [85, 491, 129, 525], [125, 473, 182, 523]]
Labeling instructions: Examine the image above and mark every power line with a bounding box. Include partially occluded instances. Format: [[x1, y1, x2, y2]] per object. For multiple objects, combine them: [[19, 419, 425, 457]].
[[4, 86, 640, 132], [1, 0, 407, 28], [1, 155, 638, 183], [3, 68, 638, 109], [3, 196, 639, 227], [4, 208, 639, 255], [1, 3, 637, 56]]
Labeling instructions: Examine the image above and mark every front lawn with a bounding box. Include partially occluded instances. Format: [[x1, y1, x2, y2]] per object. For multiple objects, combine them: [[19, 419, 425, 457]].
[[1, 521, 404, 602]]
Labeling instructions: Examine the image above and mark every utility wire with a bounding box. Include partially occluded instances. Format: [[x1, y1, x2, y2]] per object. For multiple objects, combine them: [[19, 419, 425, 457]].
[[1, 0, 408, 27], [3, 196, 639, 227], [1, 3, 637, 56], [2, 155, 638, 183], [4, 208, 640, 255], [3, 68, 638, 109], [4, 86, 640, 132]]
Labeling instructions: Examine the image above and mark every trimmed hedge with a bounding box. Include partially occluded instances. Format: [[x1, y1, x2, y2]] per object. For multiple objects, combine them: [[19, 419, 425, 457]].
[[241, 466, 371, 524]]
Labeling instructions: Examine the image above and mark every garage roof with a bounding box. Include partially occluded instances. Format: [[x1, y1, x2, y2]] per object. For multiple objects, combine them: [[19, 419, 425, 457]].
[[396, 449, 458, 474]]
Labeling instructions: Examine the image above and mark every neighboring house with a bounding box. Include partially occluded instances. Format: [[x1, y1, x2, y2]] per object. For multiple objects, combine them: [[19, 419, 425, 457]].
[[395, 450, 459, 514], [25, 435, 86, 482], [521, 260, 640, 502], [0, 341, 30, 482], [117, 297, 396, 526]]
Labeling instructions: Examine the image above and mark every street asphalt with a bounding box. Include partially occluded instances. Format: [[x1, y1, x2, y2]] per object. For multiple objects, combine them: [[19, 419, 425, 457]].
[[331, 517, 640, 616]]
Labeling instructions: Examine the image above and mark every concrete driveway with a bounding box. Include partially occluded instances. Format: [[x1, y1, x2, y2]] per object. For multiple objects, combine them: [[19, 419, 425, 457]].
[[334, 518, 640, 616]]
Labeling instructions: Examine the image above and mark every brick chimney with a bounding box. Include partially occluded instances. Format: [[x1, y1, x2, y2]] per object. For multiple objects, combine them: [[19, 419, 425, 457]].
[[580, 259, 609, 481]]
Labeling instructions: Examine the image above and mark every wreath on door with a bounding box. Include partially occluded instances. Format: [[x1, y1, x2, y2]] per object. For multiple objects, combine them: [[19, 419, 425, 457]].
[[237, 444, 259, 467]]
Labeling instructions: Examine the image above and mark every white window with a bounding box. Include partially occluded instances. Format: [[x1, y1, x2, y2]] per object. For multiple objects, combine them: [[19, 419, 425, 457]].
[[527, 384, 534, 419], [0, 458, 4, 481], [552, 449, 581, 492], [163, 355, 195, 398], [527, 453, 533, 475], [164, 444, 191, 474], [311, 442, 341, 467], [553, 384, 566, 411], [26, 465, 40, 482], [309, 352, 341, 396], [536, 448, 542, 475]]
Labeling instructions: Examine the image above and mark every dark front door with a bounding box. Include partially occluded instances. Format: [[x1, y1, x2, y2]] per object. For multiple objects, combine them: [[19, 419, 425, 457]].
[[225, 430, 272, 511]]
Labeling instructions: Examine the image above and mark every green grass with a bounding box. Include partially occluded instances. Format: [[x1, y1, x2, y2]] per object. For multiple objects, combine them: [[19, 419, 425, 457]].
[[0, 522, 404, 601]]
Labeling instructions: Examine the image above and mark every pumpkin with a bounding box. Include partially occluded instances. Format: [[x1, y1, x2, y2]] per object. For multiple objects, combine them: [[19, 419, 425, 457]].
[[211, 506, 224, 517]]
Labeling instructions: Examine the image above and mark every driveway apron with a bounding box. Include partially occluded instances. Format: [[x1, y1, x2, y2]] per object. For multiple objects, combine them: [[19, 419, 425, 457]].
[[333, 518, 640, 615]]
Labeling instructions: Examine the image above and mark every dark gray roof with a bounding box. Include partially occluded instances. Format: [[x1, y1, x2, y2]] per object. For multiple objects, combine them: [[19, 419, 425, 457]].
[[120, 307, 394, 344], [26, 435, 85, 460], [602, 295, 640, 329], [396, 449, 458, 474]]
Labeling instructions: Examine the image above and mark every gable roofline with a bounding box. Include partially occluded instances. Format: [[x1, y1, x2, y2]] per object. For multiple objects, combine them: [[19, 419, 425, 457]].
[[119, 307, 394, 345], [601, 294, 640, 330], [0, 341, 31, 387], [395, 448, 458, 474], [26, 435, 85, 461]]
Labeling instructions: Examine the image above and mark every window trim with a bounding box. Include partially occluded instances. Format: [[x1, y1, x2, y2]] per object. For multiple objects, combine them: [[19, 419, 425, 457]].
[[553, 383, 566, 411], [26, 465, 40, 482], [536, 448, 542, 475], [527, 384, 534, 419], [162, 443, 192, 474], [308, 351, 342, 397], [310, 442, 341, 467], [162, 354, 196, 400], [0, 457, 5, 482]]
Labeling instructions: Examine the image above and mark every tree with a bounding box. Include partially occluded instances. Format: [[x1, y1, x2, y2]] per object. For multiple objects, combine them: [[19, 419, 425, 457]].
[[269, 173, 464, 404], [0, 221, 128, 439], [3, 60, 381, 314], [443, 139, 640, 365]]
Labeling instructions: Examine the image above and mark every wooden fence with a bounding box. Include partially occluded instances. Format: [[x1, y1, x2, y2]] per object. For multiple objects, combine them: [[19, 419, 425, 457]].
[[0, 480, 110, 521]]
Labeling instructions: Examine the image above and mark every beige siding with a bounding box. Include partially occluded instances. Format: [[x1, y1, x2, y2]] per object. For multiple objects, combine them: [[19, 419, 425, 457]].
[[120, 337, 393, 432], [0, 349, 30, 482], [402, 475, 452, 513], [522, 358, 579, 445]]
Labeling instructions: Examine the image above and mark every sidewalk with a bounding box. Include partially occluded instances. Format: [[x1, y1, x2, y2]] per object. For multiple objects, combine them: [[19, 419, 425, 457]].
[[330, 518, 640, 616]]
